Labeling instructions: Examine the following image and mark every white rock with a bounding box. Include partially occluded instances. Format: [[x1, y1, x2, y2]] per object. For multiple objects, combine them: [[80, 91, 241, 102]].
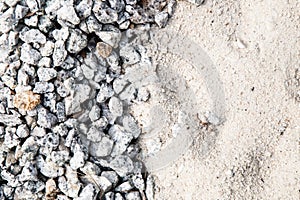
[[37, 67, 57, 81], [70, 151, 85, 170], [20, 29, 46, 44]]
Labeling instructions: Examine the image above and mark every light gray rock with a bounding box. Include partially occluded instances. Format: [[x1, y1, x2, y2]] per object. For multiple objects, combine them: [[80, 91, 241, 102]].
[[52, 27, 69, 41], [65, 84, 91, 115], [76, 0, 93, 19], [38, 57, 52, 68], [50, 150, 70, 168], [53, 40, 67, 66], [93, 1, 118, 24], [108, 96, 123, 117], [96, 28, 121, 48], [58, 167, 81, 198], [81, 64, 94, 80], [0, 111, 22, 126], [57, 4, 80, 25], [101, 171, 119, 186], [145, 175, 154, 200], [20, 43, 41, 65], [25, 0, 39, 12], [109, 155, 134, 177], [120, 45, 140, 65], [70, 151, 85, 170], [74, 184, 97, 200], [96, 84, 114, 103], [20, 29, 46, 44], [66, 29, 87, 54], [80, 161, 101, 175], [37, 107, 57, 128], [126, 191, 141, 200], [40, 41, 54, 57], [24, 15, 38, 27], [154, 12, 169, 28], [33, 82, 54, 93], [109, 125, 133, 156], [89, 105, 101, 122], [15, 4, 29, 20], [37, 156, 64, 178], [31, 126, 46, 137], [16, 124, 29, 138], [86, 16, 102, 33], [0, 8, 15, 34], [115, 193, 125, 200], [37, 67, 57, 81], [89, 136, 114, 157], [115, 181, 134, 192], [4, 127, 19, 148], [123, 115, 141, 139]]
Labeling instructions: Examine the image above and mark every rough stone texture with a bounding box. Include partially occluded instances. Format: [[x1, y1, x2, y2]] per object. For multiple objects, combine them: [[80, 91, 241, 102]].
[[96, 42, 113, 58], [13, 90, 40, 111]]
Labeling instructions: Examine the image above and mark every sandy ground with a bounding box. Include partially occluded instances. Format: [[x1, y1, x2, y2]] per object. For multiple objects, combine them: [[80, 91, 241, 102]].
[[136, 0, 299, 199]]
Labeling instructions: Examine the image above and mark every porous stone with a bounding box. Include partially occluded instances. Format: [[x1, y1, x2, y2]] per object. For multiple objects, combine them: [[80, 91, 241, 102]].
[[20, 29, 47, 44], [93, 1, 118, 24], [13, 90, 40, 111], [20, 43, 41, 65], [37, 67, 57, 81], [37, 107, 57, 128], [66, 29, 87, 54], [33, 82, 55, 93]]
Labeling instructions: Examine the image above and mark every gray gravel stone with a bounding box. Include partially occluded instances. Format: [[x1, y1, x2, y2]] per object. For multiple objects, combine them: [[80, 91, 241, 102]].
[[115, 181, 134, 192], [109, 155, 134, 177], [37, 67, 57, 81], [154, 12, 169, 28], [57, 4, 80, 26], [108, 96, 123, 117], [120, 45, 140, 65], [33, 82, 54, 93], [15, 4, 29, 20], [89, 105, 101, 122], [74, 184, 98, 200], [65, 84, 91, 115], [37, 107, 57, 128], [20, 43, 41, 65], [37, 156, 64, 178], [24, 15, 38, 27], [53, 40, 67, 66], [40, 41, 54, 57], [101, 171, 119, 186], [38, 57, 52, 68], [126, 191, 141, 200], [70, 151, 85, 170], [96, 84, 114, 103], [66, 29, 87, 54], [109, 125, 133, 156], [20, 29, 46, 44], [89, 136, 114, 157], [93, 1, 118, 24], [52, 27, 69, 41], [0, 8, 15, 34], [16, 124, 29, 138]]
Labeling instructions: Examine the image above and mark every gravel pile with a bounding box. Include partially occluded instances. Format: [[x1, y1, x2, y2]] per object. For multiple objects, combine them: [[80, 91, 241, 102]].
[[0, 0, 181, 199]]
